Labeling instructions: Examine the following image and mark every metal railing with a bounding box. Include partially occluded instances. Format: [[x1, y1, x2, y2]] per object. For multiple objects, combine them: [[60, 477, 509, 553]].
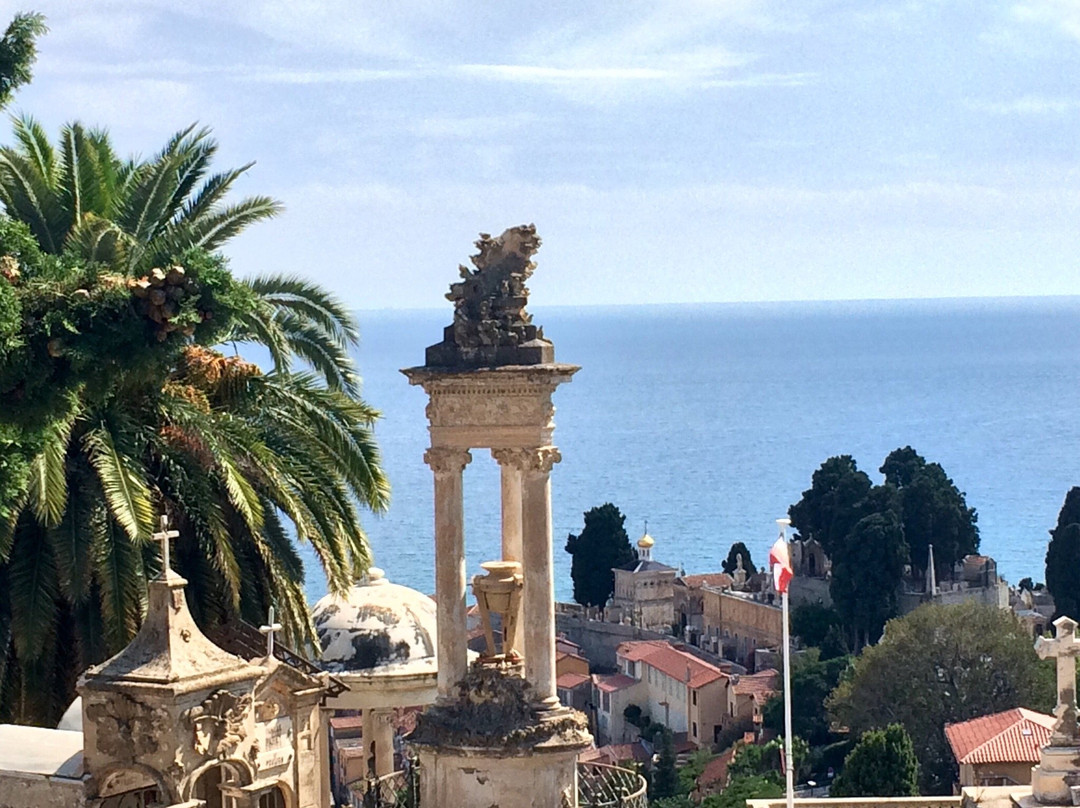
[[345, 759, 646, 807], [577, 761, 649, 808], [350, 767, 420, 808]]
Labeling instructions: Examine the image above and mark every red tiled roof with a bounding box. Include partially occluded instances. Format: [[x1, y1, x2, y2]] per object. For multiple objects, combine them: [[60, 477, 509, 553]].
[[556, 650, 588, 665], [733, 669, 779, 702], [698, 746, 737, 790], [330, 716, 364, 732], [557, 672, 591, 690], [557, 636, 584, 654], [593, 673, 638, 693], [679, 573, 734, 590], [617, 640, 727, 689], [581, 743, 651, 765], [945, 708, 1055, 765]]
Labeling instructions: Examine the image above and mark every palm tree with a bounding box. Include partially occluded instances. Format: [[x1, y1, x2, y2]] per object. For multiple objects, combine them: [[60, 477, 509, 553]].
[[0, 121, 388, 724]]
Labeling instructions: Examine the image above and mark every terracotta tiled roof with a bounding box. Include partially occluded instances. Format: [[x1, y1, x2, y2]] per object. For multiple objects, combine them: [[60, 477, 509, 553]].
[[679, 573, 734, 590], [697, 746, 737, 790], [556, 650, 588, 665], [580, 742, 651, 765], [617, 640, 727, 689], [593, 673, 638, 693], [557, 636, 584, 654], [945, 708, 1055, 765], [733, 669, 779, 702], [557, 672, 592, 690], [330, 716, 365, 732]]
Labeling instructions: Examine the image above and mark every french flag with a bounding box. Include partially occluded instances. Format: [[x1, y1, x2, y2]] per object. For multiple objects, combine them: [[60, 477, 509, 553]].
[[769, 536, 793, 594]]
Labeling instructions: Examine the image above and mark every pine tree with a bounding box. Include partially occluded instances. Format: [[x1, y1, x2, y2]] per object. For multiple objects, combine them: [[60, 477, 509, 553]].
[[1046, 488, 1080, 620]]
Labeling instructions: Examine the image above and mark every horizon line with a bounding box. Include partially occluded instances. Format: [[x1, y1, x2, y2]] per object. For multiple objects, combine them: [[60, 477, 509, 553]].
[[351, 292, 1080, 315]]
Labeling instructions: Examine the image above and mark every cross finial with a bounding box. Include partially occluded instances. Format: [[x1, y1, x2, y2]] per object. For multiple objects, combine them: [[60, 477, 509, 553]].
[[153, 515, 180, 579], [260, 606, 283, 658]]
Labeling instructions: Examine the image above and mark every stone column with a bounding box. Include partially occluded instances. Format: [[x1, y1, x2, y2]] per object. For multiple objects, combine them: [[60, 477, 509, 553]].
[[424, 447, 472, 700], [360, 707, 374, 776], [520, 446, 561, 711], [492, 448, 526, 656], [373, 709, 395, 777]]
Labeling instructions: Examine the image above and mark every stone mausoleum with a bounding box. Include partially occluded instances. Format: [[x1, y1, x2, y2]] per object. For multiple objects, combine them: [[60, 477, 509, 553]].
[[0, 520, 339, 808]]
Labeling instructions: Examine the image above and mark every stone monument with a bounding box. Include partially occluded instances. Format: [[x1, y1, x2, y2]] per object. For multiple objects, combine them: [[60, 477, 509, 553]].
[[403, 225, 591, 808], [1031, 616, 1080, 805]]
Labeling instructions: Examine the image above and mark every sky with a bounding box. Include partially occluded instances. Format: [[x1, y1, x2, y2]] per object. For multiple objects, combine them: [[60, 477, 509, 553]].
[[3, 0, 1080, 308]]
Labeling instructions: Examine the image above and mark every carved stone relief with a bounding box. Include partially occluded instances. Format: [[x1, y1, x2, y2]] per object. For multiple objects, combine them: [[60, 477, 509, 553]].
[[182, 689, 253, 759]]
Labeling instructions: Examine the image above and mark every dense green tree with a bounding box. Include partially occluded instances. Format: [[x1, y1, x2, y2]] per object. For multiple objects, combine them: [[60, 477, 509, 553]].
[[0, 123, 388, 723], [701, 775, 783, 808], [763, 649, 850, 746], [828, 602, 1053, 794], [788, 455, 871, 556], [880, 447, 979, 576], [722, 541, 755, 576], [791, 603, 843, 649], [652, 728, 679, 799], [1046, 488, 1080, 620], [830, 507, 907, 648], [728, 737, 808, 782], [565, 503, 636, 608], [0, 13, 45, 111], [831, 724, 919, 797]]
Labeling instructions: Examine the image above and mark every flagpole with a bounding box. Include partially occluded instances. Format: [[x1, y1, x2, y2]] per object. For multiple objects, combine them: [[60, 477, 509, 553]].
[[778, 517, 794, 808]]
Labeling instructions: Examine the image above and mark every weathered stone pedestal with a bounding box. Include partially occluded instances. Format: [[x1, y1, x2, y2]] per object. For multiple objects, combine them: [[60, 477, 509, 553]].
[[1031, 747, 1080, 805], [410, 665, 591, 808]]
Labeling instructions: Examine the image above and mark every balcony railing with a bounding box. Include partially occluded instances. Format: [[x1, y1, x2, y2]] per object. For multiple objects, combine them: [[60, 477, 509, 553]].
[[348, 760, 646, 808], [350, 768, 419, 808], [577, 761, 649, 808]]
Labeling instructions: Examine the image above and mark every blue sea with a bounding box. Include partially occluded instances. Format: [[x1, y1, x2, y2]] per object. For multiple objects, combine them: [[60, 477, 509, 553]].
[[300, 297, 1080, 604]]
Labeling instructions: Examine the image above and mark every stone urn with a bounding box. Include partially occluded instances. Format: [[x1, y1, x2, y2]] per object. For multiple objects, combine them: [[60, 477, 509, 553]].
[[472, 561, 524, 660]]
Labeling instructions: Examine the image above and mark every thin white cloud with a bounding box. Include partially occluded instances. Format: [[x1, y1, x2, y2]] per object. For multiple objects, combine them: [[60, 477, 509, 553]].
[[966, 96, 1080, 114], [1011, 0, 1080, 41]]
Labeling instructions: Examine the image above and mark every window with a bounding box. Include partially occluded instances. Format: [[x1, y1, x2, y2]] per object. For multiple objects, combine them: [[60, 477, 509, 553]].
[[692, 721, 698, 738], [603, 692, 610, 712], [692, 691, 697, 706]]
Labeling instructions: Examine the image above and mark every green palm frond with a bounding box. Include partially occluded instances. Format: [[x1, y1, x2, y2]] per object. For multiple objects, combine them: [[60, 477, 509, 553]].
[[271, 310, 360, 395], [179, 164, 251, 224], [8, 523, 60, 661], [91, 511, 144, 648], [217, 450, 264, 536], [26, 411, 75, 527], [64, 212, 129, 265], [83, 422, 154, 542], [0, 490, 25, 562], [247, 274, 360, 344], [48, 484, 95, 604], [11, 114, 56, 188], [0, 145, 63, 252], [181, 195, 282, 253]]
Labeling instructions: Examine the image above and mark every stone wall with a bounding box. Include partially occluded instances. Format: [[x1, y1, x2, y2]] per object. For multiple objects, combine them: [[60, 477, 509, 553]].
[[0, 773, 84, 808], [701, 589, 783, 670], [748, 798, 961, 808], [555, 613, 672, 670], [555, 611, 730, 672]]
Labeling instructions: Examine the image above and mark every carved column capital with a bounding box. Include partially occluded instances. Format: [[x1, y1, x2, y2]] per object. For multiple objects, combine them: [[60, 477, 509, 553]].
[[423, 447, 472, 474], [521, 446, 562, 474], [491, 447, 530, 470]]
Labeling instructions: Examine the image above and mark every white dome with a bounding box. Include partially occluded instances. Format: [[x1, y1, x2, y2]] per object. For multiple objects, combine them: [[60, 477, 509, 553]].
[[312, 568, 437, 676], [58, 697, 82, 731]]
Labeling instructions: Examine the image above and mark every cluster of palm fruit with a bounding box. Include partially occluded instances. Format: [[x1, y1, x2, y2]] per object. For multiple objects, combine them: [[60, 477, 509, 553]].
[[128, 265, 203, 340]]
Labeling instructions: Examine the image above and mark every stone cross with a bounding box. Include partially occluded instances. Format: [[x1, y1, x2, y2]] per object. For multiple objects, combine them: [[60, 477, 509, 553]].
[[1036, 615, 1080, 746], [153, 515, 179, 578], [260, 606, 283, 658]]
